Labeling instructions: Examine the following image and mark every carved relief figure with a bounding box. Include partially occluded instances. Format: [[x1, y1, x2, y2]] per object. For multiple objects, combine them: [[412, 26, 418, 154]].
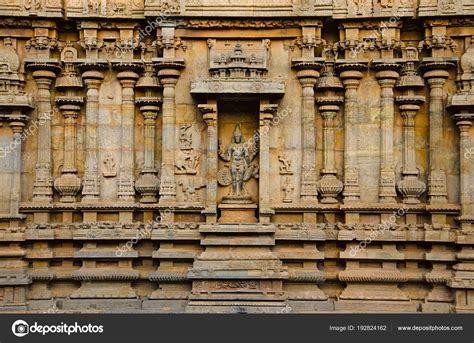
[[178, 179, 205, 202], [102, 152, 117, 177], [175, 124, 200, 174], [278, 152, 293, 175], [179, 123, 193, 149], [282, 176, 294, 203], [24, 0, 44, 11], [440, 0, 456, 12], [217, 123, 258, 197]]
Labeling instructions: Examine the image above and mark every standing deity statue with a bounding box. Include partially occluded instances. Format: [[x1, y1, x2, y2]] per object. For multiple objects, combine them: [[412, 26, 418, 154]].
[[218, 123, 258, 198]]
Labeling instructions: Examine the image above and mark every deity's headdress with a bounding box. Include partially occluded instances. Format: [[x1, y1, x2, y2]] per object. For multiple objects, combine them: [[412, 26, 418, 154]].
[[232, 123, 243, 142]]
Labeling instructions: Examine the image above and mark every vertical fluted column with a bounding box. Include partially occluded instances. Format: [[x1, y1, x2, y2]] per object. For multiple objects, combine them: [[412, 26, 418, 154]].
[[158, 69, 181, 204], [117, 70, 139, 201], [81, 69, 104, 202], [31, 70, 57, 202], [9, 121, 25, 215], [53, 104, 82, 202], [198, 103, 218, 223], [375, 65, 399, 203], [337, 64, 365, 203], [423, 68, 452, 204], [259, 103, 277, 223]]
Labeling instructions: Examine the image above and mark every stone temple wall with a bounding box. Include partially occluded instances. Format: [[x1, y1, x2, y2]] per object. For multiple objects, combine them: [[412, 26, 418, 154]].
[[0, 0, 473, 313]]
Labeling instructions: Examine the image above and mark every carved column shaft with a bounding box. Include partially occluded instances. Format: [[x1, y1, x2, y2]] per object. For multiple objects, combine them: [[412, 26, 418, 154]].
[[457, 121, 473, 216], [63, 107, 79, 172], [54, 104, 82, 202], [376, 69, 399, 203], [339, 69, 363, 203], [321, 107, 337, 173], [259, 103, 277, 222], [297, 70, 319, 202], [143, 109, 158, 171], [32, 70, 56, 201], [159, 71, 179, 203], [318, 104, 344, 204], [199, 103, 218, 222], [135, 104, 160, 203], [10, 121, 25, 214], [81, 70, 103, 201], [117, 71, 139, 201], [400, 107, 418, 173], [425, 70, 450, 203]]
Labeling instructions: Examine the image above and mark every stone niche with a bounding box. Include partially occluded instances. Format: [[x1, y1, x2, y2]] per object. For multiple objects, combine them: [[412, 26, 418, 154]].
[[217, 101, 260, 223]]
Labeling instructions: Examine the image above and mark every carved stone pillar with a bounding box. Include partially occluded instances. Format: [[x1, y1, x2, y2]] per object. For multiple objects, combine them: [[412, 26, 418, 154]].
[[135, 63, 161, 203], [9, 122, 26, 215], [449, 118, 474, 312], [395, 62, 426, 204], [28, 67, 59, 202], [455, 119, 473, 218], [259, 103, 277, 222], [336, 62, 366, 203], [80, 66, 105, 203], [374, 62, 399, 203], [156, 66, 182, 204], [317, 104, 343, 203], [292, 62, 322, 203], [135, 105, 160, 203], [116, 68, 140, 202], [54, 50, 84, 203], [198, 103, 218, 223], [316, 58, 344, 203], [396, 102, 426, 203], [422, 63, 455, 204], [54, 104, 82, 202]]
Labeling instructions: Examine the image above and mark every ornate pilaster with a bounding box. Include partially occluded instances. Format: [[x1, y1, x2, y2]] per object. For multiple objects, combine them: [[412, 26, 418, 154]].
[[54, 47, 83, 203], [9, 122, 26, 215], [198, 103, 218, 223], [336, 62, 366, 203], [79, 64, 106, 202], [373, 62, 400, 203], [53, 105, 82, 202], [153, 23, 185, 205], [259, 103, 277, 222], [28, 66, 59, 202], [292, 61, 322, 203], [395, 61, 426, 204], [316, 55, 344, 203], [115, 65, 140, 201], [135, 64, 161, 203], [155, 64, 184, 204], [422, 61, 456, 204]]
